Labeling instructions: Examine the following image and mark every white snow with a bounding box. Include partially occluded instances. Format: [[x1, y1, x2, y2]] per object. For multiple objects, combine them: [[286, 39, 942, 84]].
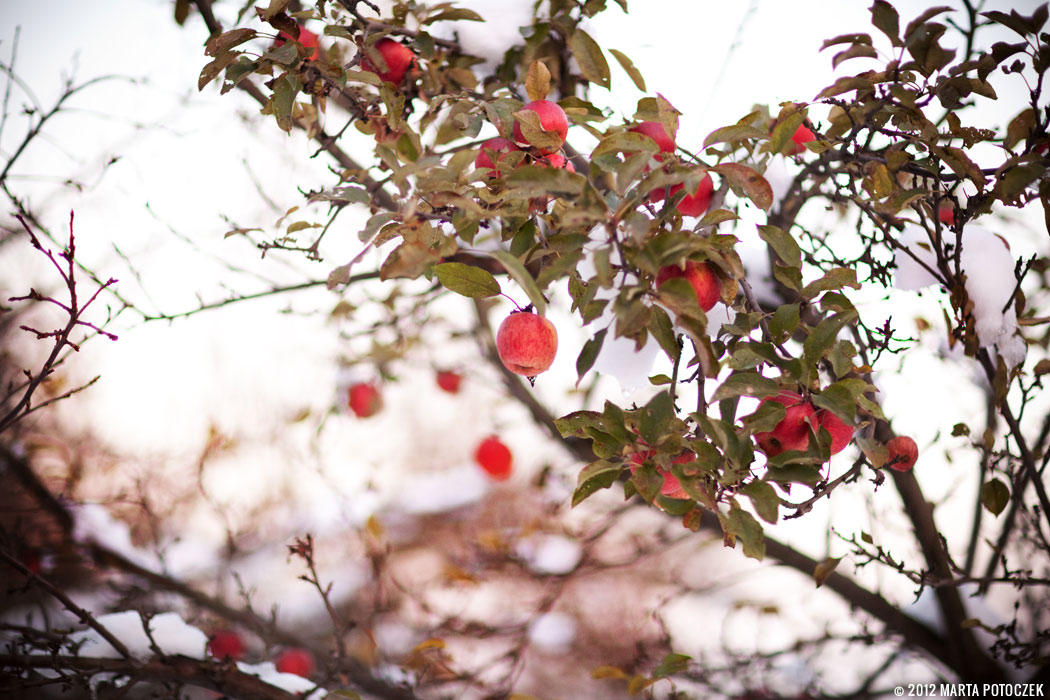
[[527, 611, 576, 651], [392, 463, 491, 514], [236, 661, 317, 694], [894, 224, 1025, 368], [515, 533, 582, 575], [71, 504, 159, 570], [69, 611, 208, 660]]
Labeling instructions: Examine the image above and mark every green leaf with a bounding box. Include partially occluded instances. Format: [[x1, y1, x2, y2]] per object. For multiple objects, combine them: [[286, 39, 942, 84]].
[[647, 307, 680, 362], [271, 72, 300, 132], [801, 267, 861, 300], [758, 225, 801, 267], [425, 8, 485, 23], [710, 372, 779, 403], [601, 401, 633, 444], [652, 652, 691, 678], [981, 478, 1010, 516], [697, 208, 739, 227], [766, 464, 822, 487], [725, 506, 765, 560], [741, 398, 786, 434], [555, 410, 603, 438], [742, 480, 780, 524], [573, 460, 623, 507], [639, 390, 674, 446], [769, 111, 806, 155], [576, 329, 608, 384], [489, 250, 546, 314], [503, 164, 584, 197], [608, 49, 646, 91], [703, 124, 769, 149], [803, 309, 859, 364], [434, 262, 501, 298], [769, 303, 801, 343], [569, 29, 611, 89]]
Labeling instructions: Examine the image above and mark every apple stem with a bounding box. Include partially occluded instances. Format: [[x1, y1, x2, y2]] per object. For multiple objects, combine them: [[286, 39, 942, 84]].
[[500, 297, 529, 313]]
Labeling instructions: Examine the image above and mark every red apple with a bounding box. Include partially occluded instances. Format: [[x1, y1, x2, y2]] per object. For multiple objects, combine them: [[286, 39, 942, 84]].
[[630, 449, 694, 499], [787, 124, 815, 155], [275, 26, 320, 61], [886, 435, 918, 472], [536, 153, 575, 172], [347, 382, 382, 418], [629, 121, 675, 156], [19, 546, 44, 575], [938, 200, 955, 226], [649, 174, 714, 217], [655, 260, 721, 312], [475, 137, 522, 178], [436, 370, 462, 394], [275, 647, 315, 677], [495, 310, 558, 378], [754, 392, 817, 457], [816, 409, 852, 455], [512, 100, 569, 148], [475, 435, 512, 480], [208, 629, 245, 661], [360, 38, 416, 84]]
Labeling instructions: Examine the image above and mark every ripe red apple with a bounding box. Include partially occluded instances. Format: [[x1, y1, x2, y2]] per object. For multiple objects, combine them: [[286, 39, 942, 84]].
[[275, 26, 320, 61], [787, 124, 815, 155], [512, 100, 569, 148], [475, 137, 522, 178], [275, 647, 315, 677], [19, 546, 44, 575], [436, 370, 462, 394], [347, 382, 382, 418], [629, 121, 675, 156], [475, 435, 512, 480], [208, 629, 245, 661], [886, 435, 918, 472], [649, 174, 714, 217], [536, 153, 575, 172], [816, 409, 852, 455], [495, 310, 558, 378], [754, 392, 817, 457], [630, 449, 694, 499], [938, 200, 955, 226], [360, 38, 416, 84], [655, 260, 721, 311]]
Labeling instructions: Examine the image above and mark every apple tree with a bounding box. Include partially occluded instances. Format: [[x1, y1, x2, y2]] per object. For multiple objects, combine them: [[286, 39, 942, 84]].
[[2, 0, 1050, 698]]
